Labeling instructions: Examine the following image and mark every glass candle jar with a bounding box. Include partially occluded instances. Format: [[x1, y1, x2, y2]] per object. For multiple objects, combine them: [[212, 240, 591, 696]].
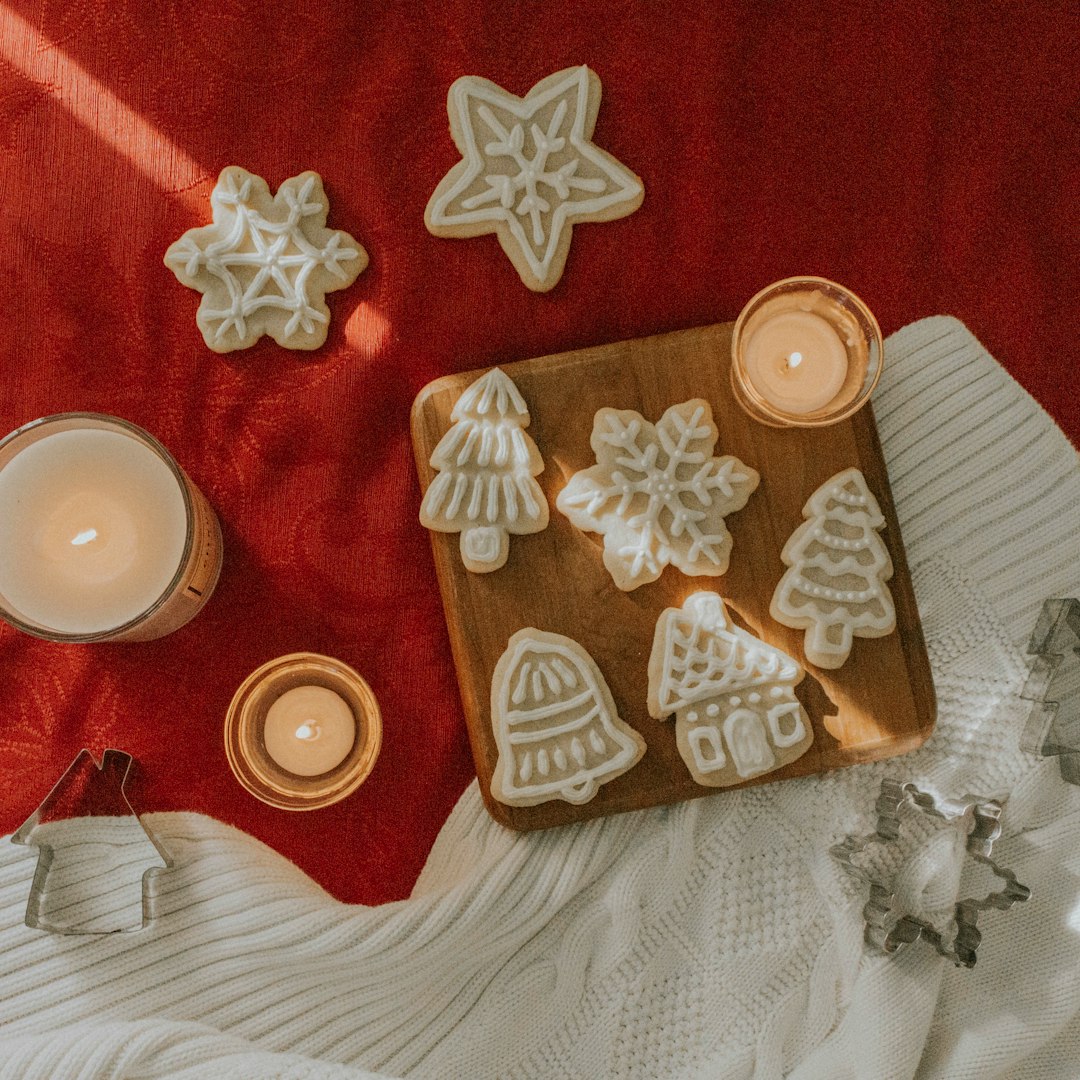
[[224, 653, 382, 811], [0, 412, 223, 641], [730, 277, 884, 427]]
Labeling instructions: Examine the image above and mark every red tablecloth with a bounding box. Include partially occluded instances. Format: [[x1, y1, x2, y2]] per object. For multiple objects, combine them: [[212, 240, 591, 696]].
[[1, 2, 1076, 904]]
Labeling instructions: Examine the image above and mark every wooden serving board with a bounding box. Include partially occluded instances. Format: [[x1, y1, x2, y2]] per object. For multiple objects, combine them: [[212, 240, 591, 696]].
[[411, 321, 935, 831]]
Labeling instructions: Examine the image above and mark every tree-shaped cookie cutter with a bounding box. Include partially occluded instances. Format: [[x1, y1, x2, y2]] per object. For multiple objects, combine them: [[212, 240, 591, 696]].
[[11, 749, 171, 934], [831, 778, 1030, 968], [1019, 598, 1080, 784]]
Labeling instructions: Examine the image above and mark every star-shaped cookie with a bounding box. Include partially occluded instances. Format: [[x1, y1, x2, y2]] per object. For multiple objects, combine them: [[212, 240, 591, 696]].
[[165, 166, 368, 352], [425, 66, 644, 292]]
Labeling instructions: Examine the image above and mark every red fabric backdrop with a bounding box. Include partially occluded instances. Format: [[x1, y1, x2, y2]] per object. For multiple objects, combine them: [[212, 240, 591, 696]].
[[0, 2, 1076, 904]]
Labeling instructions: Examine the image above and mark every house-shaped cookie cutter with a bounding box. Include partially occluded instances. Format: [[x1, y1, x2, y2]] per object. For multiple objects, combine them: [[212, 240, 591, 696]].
[[11, 749, 171, 934], [831, 778, 1030, 968], [1019, 598, 1080, 784]]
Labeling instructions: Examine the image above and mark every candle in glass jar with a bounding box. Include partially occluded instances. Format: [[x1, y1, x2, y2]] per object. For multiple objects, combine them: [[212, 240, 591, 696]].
[[0, 427, 189, 635], [263, 685, 356, 776], [741, 290, 867, 415]]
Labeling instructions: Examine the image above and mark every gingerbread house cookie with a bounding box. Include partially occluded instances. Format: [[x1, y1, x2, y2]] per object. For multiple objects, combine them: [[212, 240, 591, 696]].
[[648, 593, 813, 787]]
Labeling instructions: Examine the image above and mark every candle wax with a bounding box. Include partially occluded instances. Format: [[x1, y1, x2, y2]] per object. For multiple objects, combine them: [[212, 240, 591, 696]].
[[742, 299, 851, 415], [263, 685, 356, 777], [0, 428, 188, 633]]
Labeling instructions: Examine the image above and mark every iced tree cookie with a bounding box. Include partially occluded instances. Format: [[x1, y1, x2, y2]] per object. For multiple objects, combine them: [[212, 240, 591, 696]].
[[648, 593, 812, 787], [491, 628, 645, 806], [425, 65, 644, 292], [420, 367, 548, 572], [165, 167, 367, 352], [770, 467, 896, 669], [556, 399, 759, 591]]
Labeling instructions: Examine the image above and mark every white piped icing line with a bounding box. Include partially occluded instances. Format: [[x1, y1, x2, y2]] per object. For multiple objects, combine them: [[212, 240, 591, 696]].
[[164, 167, 367, 352], [646, 592, 813, 788], [425, 66, 644, 292], [490, 628, 645, 807], [770, 467, 896, 669], [556, 399, 759, 591], [420, 368, 549, 573]]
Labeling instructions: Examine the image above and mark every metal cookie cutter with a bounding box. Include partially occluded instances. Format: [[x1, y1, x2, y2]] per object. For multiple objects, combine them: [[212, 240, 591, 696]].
[[1019, 598, 1080, 784], [11, 749, 171, 934], [831, 778, 1030, 968]]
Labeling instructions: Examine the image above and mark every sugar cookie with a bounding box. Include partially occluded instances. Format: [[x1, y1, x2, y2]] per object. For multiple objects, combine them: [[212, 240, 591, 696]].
[[425, 65, 644, 292], [648, 592, 812, 787], [770, 467, 896, 668], [491, 628, 645, 806], [165, 166, 367, 352], [556, 399, 759, 591], [420, 367, 548, 572]]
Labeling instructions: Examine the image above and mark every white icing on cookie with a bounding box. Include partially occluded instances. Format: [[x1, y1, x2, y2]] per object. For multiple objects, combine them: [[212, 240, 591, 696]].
[[490, 628, 645, 806], [770, 467, 896, 669], [420, 368, 549, 573], [425, 66, 644, 292], [556, 399, 759, 591], [164, 167, 367, 352], [647, 592, 813, 787]]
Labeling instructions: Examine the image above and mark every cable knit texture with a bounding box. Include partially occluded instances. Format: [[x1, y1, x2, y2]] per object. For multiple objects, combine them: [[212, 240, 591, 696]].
[[1, 317, 1078, 1079]]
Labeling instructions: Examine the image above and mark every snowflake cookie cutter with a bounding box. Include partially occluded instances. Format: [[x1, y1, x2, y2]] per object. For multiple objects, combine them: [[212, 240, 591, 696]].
[[11, 749, 171, 934], [1019, 598, 1080, 784], [831, 778, 1030, 968]]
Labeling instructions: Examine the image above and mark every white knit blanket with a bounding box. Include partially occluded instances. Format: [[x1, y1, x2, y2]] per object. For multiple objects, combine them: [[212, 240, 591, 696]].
[[2, 317, 1078, 1080]]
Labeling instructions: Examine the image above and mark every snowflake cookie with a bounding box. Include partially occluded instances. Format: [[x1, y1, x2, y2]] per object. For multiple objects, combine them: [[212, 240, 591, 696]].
[[420, 367, 548, 572], [770, 467, 896, 669], [164, 166, 368, 352], [647, 593, 813, 787], [425, 66, 644, 292], [491, 628, 645, 806], [556, 399, 759, 591]]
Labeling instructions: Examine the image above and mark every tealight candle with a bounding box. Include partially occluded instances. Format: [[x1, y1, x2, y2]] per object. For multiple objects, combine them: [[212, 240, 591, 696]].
[[225, 653, 382, 811], [743, 305, 852, 414], [263, 685, 356, 776], [0, 413, 223, 641], [730, 277, 883, 428]]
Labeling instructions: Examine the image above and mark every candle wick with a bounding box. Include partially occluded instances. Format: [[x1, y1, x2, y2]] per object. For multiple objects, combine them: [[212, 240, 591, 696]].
[[787, 352, 803, 370], [70, 528, 98, 546], [295, 723, 320, 741]]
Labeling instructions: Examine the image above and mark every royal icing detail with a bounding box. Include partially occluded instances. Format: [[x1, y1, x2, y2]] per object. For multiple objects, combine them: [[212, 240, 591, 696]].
[[556, 399, 759, 591], [165, 167, 367, 352], [647, 592, 813, 787], [425, 66, 644, 292], [490, 628, 645, 806], [420, 367, 548, 573], [770, 467, 896, 669]]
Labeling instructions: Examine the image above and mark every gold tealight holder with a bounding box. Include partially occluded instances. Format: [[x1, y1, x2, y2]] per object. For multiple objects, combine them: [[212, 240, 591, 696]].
[[730, 276, 884, 428], [224, 653, 382, 811]]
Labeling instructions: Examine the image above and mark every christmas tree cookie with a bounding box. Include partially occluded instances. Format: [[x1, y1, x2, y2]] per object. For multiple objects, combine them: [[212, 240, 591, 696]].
[[425, 66, 644, 292], [648, 593, 813, 787], [164, 167, 367, 352], [770, 467, 896, 669], [491, 629, 645, 806], [420, 367, 548, 572], [556, 399, 759, 591]]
